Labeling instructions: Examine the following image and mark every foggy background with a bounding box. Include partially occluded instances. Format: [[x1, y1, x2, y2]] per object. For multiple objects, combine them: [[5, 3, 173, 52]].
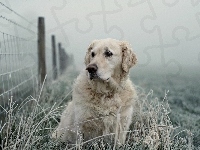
[[1, 0, 200, 75]]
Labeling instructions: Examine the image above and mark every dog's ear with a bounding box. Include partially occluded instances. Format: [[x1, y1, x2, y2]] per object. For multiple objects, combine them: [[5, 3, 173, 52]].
[[84, 40, 98, 66], [120, 41, 137, 75]]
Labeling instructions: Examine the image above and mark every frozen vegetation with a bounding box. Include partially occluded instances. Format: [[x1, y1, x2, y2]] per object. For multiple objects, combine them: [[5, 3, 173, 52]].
[[0, 67, 199, 149]]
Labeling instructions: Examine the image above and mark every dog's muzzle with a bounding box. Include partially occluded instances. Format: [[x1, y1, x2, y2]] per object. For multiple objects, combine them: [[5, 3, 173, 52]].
[[86, 64, 98, 80]]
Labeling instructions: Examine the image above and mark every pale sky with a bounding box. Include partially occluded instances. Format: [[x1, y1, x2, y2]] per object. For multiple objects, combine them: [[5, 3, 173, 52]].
[[1, 0, 200, 74]]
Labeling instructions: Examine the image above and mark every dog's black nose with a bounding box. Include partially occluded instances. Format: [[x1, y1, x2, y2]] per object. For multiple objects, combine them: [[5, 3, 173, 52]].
[[86, 64, 98, 73]]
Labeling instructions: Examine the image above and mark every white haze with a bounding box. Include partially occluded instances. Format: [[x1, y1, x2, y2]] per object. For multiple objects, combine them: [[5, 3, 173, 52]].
[[2, 0, 200, 75]]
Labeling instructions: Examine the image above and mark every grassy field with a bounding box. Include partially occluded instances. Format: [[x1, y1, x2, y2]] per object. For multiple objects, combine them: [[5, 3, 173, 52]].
[[131, 67, 200, 149], [0, 67, 199, 149]]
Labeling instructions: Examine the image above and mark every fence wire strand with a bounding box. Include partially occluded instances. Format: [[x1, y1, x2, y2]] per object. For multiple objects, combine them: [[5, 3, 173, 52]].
[[0, 15, 36, 34], [0, 1, 37, 28]]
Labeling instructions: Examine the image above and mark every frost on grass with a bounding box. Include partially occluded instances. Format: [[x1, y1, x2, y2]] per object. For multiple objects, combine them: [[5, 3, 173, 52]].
[[129, 87, 193, 150], [0, 79, 194, 149]]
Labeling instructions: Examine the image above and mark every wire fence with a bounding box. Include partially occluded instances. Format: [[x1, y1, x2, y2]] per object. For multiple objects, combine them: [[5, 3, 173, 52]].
[[0, 3, 38, 114], [0, 31, 37, 109], [0, 2, 72, 115]]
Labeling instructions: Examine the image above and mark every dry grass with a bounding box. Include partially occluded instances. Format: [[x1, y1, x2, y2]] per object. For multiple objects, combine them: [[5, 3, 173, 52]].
[[0, 72, 195, 150]]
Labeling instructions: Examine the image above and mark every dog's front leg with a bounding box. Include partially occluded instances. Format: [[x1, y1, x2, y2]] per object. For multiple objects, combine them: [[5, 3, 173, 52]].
[[118, 106, 133, 144], [114, 106, 127, 145], [52, 102, 77, 142]]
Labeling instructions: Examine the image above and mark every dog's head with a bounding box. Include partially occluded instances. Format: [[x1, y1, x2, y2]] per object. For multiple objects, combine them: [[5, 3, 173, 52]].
[[85, 38, 137, 81]]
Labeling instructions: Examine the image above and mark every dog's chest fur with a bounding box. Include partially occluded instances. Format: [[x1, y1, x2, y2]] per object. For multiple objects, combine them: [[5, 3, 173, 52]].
[[88, 91, 122, 117], [73, 71, 135, 120]]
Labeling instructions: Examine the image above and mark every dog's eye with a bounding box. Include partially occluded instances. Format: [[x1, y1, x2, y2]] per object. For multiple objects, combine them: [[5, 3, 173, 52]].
[[91, 52, 95, 57], [104, 50, 113, 57]]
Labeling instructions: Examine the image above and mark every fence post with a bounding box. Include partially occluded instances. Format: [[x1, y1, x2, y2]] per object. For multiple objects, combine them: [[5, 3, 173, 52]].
[[38, 17, 46, 86], [62, 48, 68, 71], [58, 43, 63, 75], [52, 35, 57, 80], [62, 48, 66, 72]]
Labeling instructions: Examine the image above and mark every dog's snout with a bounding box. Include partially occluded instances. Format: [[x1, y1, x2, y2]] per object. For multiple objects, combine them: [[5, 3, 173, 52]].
[[86, 64, 98, 73]]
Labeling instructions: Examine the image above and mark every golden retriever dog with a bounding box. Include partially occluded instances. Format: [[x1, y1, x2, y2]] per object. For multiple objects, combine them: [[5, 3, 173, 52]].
[[52, 38, 138, 144]]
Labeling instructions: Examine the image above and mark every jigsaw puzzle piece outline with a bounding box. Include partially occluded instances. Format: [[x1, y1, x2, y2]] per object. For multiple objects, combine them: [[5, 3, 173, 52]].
[[138, 1, 194, 91], [48, 0, 124, 46]]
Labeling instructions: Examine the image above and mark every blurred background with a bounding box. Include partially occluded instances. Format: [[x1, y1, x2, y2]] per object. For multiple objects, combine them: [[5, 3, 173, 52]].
[[1, 0, 200, 70]]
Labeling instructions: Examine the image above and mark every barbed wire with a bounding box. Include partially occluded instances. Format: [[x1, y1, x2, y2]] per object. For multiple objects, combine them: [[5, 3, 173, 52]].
[[0, 15, 36, 34], [0, 2, 37, 28]]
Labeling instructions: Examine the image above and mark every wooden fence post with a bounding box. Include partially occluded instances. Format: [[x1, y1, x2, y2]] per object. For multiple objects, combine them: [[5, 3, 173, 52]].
[[62, 48, 68, 71], [52, 35, 57, 80], [58, 43, 63, 75], [62, 48, 66, 72], [38, 17, 46, 86]]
